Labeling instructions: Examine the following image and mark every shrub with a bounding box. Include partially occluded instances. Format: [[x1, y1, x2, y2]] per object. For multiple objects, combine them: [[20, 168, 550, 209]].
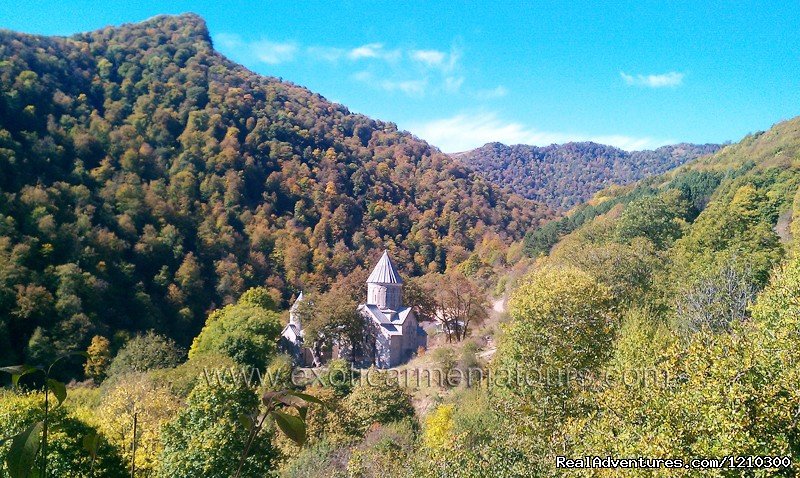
[[0, 390, 126, 477], [343, 370, 415, 435], [97, 373, 181, 474], [106, 331, 184, 378], [159, 381, 277, 478], [280, 439, 348, 478]]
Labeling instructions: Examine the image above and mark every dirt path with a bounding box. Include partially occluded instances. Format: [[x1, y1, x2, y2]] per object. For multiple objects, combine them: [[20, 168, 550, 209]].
[[492, 297, 505, 314]]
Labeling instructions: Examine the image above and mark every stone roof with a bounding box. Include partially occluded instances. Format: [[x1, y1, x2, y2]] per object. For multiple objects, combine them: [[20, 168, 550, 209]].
[[360, 304, 414, 336], [290, 291, 304, 311], [281, 323, 301, 338], [366, 250, 403, 284]]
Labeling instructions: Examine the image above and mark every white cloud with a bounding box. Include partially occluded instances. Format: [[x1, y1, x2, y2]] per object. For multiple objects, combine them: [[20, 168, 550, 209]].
[[406, 112, 673, 153], [411, 49, 446, 67], [475, 85, 508, 99], [348, 43, 401, 61], [306, 46, 345, 62], [349, 43, 382, 59], [444, 76, 464, 93], [214, 33, 243, 50], [213, 33, 297, 64], [620, 71, 684, 88], [353, 71, 428, 96], [382, 79, 428, 96], [252, 40, 298, 64], [216, 32, 462, 97], [352, 71, 372, 82]]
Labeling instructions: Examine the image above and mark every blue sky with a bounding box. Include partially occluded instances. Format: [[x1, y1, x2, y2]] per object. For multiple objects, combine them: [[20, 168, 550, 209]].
[[2, 1, 799, 152]]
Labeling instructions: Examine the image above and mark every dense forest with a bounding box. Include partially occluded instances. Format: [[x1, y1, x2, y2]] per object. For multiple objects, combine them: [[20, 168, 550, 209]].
[[3, 12, 800, 478], [457, 141, 720, 210], [0, 14, 548, 365], [441, 116, 800, 476]]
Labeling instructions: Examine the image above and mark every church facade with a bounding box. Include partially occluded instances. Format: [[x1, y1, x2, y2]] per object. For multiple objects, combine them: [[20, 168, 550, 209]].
[[280, 292, 315, 366], [280, 250, 427, 368], [358, 250, 427, 368]]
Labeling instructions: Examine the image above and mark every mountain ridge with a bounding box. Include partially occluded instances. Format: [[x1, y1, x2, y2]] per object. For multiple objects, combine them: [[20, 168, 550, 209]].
[[456, 140, 721, 210], [0, 13, 549, 362]]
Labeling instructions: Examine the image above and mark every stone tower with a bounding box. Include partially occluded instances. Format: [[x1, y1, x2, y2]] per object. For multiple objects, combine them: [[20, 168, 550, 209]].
[[366, 250, 403, 310]]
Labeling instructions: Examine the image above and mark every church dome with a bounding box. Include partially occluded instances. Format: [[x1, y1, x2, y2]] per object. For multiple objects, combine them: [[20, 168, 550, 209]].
[[366, 250, 403, 284]]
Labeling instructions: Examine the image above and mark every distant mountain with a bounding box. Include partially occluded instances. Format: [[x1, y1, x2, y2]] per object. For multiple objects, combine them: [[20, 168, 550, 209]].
[[455, 142, 721, 210], [0, 14, 550, 363]]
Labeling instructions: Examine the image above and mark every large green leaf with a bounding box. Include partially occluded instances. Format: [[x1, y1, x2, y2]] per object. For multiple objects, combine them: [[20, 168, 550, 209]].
[[237, 413, 255, 431], [5, 421, 43, 478], [0, 365, 42, 387], [82, 431, 100, 460], [270, 410, 306, 446], [284, 391, 325, 406], [45, 379, 67, 408]]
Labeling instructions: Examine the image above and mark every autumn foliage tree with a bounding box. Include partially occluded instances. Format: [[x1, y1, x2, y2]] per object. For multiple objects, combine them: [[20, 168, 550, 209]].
[[84, 335, 112, 382], [96, 373, 181, 475], [424, 272, 488, 342]]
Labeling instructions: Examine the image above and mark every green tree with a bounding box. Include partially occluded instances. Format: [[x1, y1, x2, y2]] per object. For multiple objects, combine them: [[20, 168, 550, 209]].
[[298, 288, 365, 366], [500, 266, 616, 375], [571, 257, 800, 475], [0, 390, 126, 477], [188, 288, 282, 370], [159, 382, 278, 478], [614, 190, 690, 249], [490, 266, 616, 475], [106, 332, 185, 378]]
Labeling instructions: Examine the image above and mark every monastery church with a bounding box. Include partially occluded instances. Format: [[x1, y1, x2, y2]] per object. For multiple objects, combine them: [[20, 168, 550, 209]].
[[281, 250, 427, 368]]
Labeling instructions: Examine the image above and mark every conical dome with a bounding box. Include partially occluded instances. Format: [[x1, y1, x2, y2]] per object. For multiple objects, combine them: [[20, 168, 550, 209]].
[[366, 250, 403, 284], [290, 291, 304, 311]]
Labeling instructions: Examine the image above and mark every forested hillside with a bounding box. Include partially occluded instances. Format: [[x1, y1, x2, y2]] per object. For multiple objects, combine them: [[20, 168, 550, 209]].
[[457, 141, 720, 210], [235, 118, 800, 477], [0, 14, 549, 364], [414, 117, 800, 476]]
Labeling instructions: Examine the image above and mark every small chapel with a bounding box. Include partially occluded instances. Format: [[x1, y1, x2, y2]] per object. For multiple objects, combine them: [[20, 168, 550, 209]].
[[281, 250, 427, 368]]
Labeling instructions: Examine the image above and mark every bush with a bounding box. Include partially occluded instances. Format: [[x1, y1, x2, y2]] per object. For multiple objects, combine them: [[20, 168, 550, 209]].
[[151, 352, 237, 398], [431, 347, 456, 380], [346, 420, 417, 478], [261, 353, 294, 392], [106, 331, 185, 378], [0, 390, 126, 477], [315, 359, 359, 397], [97, 373, 181, 475], [159, 381, 277, 478], [303, 386, 360, 445], [280, 439, 348, 478], [418, 391, 538, 478], [343, 370, 415, 435]]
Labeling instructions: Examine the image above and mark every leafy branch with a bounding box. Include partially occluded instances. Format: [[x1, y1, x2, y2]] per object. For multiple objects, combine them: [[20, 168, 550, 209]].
[[0, 352, 88, 478], [232, 389, 324, 478]]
